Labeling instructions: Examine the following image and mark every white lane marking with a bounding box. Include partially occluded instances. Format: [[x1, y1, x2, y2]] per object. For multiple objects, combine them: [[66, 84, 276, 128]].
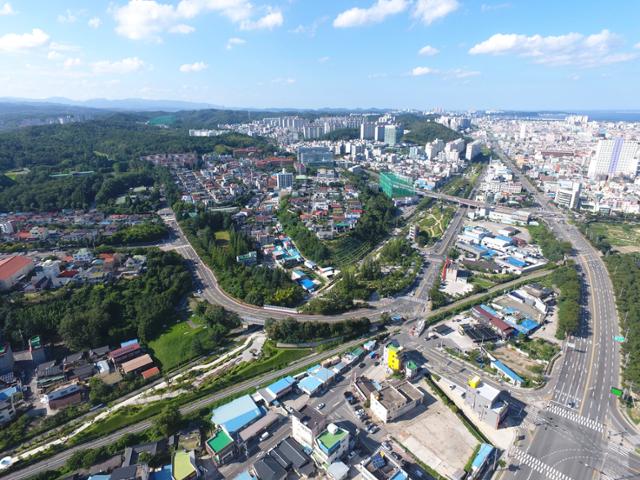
[[511, 448, 574, 480], [546, 404, 604, 433]]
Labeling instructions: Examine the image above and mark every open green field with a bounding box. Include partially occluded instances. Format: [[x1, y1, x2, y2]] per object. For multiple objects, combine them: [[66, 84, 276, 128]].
[[586, 222, 640, 249], [148, 317, 205, 370], [148, 115, 176, 126], [4, 168, 30, 180]]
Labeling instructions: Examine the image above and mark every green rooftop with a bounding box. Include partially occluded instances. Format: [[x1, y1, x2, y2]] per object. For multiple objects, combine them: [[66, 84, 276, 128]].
[[172, 450, 197, 480], [351, 347, 365, 357], [406, 360, 418, 370], [317, 427, 348, 450], [207, 430, 234, 453]]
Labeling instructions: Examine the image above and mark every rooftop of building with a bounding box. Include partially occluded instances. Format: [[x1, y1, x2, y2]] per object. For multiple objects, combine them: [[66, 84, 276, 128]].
[[291, 404, 326, 431], [210, 394, 263, 434], [374, 381, 423, 409], [317, 425, 348, 451], [207, 429, 234, 453], [172, 451, 196, 480]]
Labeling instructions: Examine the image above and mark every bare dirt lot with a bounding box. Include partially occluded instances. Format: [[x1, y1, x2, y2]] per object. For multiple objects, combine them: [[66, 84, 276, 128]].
[[385, 384, 478, 479]]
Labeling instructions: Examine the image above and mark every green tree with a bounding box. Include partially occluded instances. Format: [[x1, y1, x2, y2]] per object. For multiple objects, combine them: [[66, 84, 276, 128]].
[[154, 405, 182, 437]]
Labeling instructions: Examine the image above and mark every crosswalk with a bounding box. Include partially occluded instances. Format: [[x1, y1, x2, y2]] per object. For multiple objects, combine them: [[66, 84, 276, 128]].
[[511, 448, 574, 480], [546, 404, 604, 432]]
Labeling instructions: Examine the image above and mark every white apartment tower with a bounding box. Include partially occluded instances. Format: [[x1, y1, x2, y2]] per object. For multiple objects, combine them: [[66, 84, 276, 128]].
[[587, 138, 639, 179]]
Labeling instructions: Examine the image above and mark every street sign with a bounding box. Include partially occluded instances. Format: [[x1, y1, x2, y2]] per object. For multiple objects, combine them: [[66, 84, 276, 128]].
[[611, 387, 623, 397], [614, 336, 626, 343]]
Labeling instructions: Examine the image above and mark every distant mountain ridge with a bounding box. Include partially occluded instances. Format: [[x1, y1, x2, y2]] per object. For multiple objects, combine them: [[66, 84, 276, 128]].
[[0, 97, 220, 112]]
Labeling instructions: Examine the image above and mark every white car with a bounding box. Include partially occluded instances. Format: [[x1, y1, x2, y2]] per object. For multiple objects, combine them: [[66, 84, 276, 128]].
[[317, 402, 326, 409]]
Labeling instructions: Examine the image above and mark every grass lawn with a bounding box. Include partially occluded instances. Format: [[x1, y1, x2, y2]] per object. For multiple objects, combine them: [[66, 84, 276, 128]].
[[4, 168, 30, 180], [149, 317, 205, 371], [148, 115, 176, 126], [587, 222, 640, 247]]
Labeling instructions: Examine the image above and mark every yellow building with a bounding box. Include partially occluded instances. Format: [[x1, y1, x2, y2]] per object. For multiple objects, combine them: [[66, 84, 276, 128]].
[[384, 342, 403, 372]]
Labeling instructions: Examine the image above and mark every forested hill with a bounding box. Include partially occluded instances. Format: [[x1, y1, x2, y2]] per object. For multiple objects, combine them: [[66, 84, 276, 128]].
[[397, 113, 462, 144], [0, 114, 272, 171]]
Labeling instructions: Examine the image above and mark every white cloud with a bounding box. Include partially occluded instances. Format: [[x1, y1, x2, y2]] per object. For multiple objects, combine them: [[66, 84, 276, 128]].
[[411, 66, 435, 76], [0, 2, 15, 16], [418, 44, 439, 56], [480, 3, 511, 12], [272, 77, 296, 84], [449, 68, 480, 78], [88, 17, 102, 29], [63, 57, 82, 69], [635, 42, 640, 50], [240, 10, 283, 30], [333, 0, 408, 28], [92, 57, 145, 74], [0, 29, 50, 53], [469, 29, 638, 67], [47, 51, 62, 60], [290, 16, 328, 37], [318, 56, 330, 63], [57, 9, 78, 24], [226, 37, 246, 50], [169, 24, 195, 34], [113, 0, 283, 41], [179, 61, 207, 72], [413, 0, 459, 25]]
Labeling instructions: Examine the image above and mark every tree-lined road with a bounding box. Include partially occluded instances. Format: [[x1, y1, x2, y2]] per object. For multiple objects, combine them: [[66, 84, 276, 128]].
[[494, 145, 640, 480]]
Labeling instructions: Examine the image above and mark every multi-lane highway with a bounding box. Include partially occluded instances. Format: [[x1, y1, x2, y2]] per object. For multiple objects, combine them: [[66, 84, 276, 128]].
[[494, 146, 640, 480]]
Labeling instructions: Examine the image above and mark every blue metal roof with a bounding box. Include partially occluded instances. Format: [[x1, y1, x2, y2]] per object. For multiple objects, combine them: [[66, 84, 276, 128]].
[[507, 257, 527, 268], [0, 386, 18, 401], [307, 366, 335, 384], [472, 443, 494, 470], [211, 395, 264, 434], [234, 472, 257, 480], [300, 278, 315, 290], [149, 465, 172, 480], [492, 360, 524, 384], [299, 375, 323, 394], [390, 472, 408, 480], [266, 376, 296, 396]]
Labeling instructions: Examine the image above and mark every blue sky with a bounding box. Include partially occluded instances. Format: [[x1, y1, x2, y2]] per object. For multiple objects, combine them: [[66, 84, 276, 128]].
[[1, 0, 639, 110]]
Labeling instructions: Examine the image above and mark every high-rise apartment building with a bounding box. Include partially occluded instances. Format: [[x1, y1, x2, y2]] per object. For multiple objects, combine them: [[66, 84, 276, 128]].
[[587, 138, 639, 179], [276, 169, 293, 190], [360, 122, 375, 140]]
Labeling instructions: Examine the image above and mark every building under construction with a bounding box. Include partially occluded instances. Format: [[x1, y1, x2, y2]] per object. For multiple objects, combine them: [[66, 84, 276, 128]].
[[379, 172, 416, 199]]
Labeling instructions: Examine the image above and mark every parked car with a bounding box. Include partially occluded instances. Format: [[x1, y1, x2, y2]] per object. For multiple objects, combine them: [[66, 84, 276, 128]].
[[317, 402, 326, 410]]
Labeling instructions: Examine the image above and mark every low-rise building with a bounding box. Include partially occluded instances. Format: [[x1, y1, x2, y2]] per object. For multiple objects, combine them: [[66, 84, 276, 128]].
[[370, 380, 423, 423], [206, 429, 236, 466], [0, 255, 34, 290], [465, 377, 509, 428], [0, 386, 19, 424], [172, 450, 199, 480], [291, 405, 327, 449], [357, 448, 409, 480], [313, 423, 350, 467]]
